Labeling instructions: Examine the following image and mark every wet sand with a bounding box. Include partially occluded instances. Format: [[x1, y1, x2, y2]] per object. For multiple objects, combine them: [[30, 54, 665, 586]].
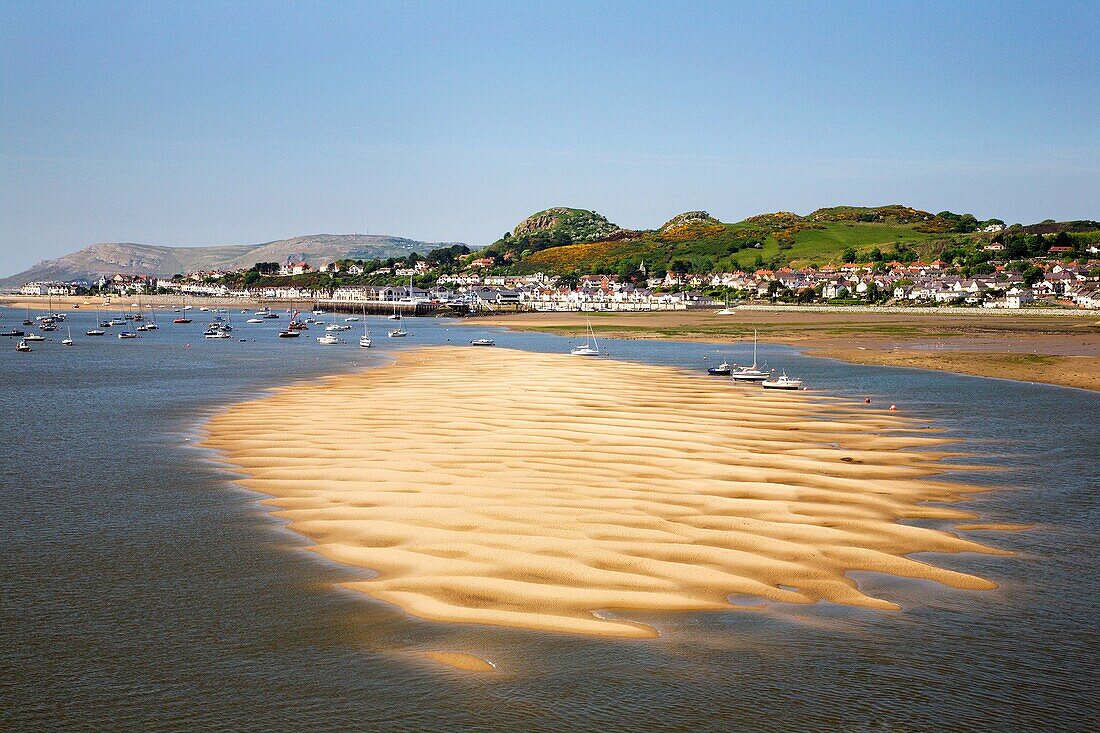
[[815, 348, 1100, 392], [203, 347, 1008, 639], [470, 310, 1100, 391]]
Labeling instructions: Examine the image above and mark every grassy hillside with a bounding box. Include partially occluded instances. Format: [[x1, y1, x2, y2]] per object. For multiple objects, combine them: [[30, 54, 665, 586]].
[[508, 206, 957, 275]]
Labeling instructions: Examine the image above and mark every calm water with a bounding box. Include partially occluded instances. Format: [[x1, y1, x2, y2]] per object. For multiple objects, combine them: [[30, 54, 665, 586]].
[[1, 307, 1097, 732]]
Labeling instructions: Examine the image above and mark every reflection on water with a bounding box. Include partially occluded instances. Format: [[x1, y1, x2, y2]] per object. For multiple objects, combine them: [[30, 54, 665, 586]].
[[1, 308, 1096, 732]]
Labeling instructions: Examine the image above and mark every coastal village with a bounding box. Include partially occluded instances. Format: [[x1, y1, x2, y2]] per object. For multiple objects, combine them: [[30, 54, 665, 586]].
[[18, 250, 1100, 311]]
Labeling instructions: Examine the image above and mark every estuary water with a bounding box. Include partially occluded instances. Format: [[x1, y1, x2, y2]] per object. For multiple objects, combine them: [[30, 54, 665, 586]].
[[1, 307, 1097, 732]]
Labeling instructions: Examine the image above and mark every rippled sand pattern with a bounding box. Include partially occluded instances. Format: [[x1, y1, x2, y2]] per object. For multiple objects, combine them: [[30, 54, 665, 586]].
[[203, 347, 1004, 638]]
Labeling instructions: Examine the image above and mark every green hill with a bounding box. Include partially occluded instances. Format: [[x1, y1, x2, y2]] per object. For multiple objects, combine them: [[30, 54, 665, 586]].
[[486, 205, 973, 275]]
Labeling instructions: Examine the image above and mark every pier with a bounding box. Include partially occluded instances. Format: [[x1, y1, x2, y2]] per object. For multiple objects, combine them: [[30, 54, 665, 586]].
[[311, 300, 445, 317]]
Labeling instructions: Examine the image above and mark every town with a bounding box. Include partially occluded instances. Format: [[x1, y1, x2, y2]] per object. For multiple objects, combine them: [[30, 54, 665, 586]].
[[18, 245, 1100, 312]]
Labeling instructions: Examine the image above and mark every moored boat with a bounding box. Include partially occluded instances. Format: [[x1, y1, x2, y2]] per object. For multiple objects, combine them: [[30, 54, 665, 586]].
[[470, 338, 495, 346], [358, 303, 371, 347], [707, 361, 731, 375], [761, 373, 803, 390], [730, 329, 769, 381], [569, 317, 600, 356]]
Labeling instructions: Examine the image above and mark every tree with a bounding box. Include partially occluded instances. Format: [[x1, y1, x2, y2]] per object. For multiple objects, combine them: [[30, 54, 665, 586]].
[[557, 271, 580, 290], [842, 247, 857, 264], [617, 261, 641, 283], [868, 247, 884, 262], [1022, 267, 1044, 287]]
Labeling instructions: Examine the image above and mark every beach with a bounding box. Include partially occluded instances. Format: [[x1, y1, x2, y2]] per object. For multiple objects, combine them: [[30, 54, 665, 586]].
[[203, 346, 1007, 640], [468, 309, 1100, 391]]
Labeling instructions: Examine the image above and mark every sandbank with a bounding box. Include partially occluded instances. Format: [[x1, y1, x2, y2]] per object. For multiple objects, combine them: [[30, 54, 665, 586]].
[[203, 347, 1009, 638]]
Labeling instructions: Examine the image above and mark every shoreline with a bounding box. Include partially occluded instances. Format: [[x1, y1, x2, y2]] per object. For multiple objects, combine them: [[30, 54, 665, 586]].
[[462, 310, 1100, 391], [202, 347, 1009, 640]]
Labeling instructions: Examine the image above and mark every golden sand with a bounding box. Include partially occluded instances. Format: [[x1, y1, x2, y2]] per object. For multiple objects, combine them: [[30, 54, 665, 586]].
[[424, 652, 497, 672], [203, 347, 1007, 638]]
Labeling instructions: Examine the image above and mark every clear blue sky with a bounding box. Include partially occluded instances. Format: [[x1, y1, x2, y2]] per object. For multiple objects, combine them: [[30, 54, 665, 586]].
[[2, 0, 1097, 275]]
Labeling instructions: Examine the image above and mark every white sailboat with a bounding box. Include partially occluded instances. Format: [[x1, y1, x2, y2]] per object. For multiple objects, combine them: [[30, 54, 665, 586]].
[[569, 317, 600, 356], [62, 326, 74, 346], [359, 303, 371, 347], [730, 329, 769, 381]]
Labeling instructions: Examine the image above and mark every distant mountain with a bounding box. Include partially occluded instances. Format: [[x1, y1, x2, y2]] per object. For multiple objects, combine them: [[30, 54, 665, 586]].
[[1, 233, 463, 286]]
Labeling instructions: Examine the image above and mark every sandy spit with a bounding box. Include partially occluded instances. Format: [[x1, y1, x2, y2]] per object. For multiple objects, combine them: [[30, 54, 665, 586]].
[[202, 347, 1008, 638]]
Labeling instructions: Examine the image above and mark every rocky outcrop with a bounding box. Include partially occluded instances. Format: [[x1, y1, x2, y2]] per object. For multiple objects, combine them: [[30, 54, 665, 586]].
[[512, 208, 621, 242], [659, 211, 720, 232]]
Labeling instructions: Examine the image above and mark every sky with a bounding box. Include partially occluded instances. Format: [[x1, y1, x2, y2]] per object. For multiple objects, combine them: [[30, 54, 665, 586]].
[[1, 0, 1098, 276]]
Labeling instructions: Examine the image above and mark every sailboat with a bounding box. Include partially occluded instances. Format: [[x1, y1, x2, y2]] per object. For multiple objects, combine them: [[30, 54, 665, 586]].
[[279, 310, 303, 337], [569, 317, 600, 356], [172, 296, 192, 323], [389, 297, 402, 320], [324, 310, 350, 331], [388, 325, 408, 337], [359, 303, 371, 348], [62, 326, 74, 346], [730, 329, 770, 382], [86, 312, 106, 336]]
